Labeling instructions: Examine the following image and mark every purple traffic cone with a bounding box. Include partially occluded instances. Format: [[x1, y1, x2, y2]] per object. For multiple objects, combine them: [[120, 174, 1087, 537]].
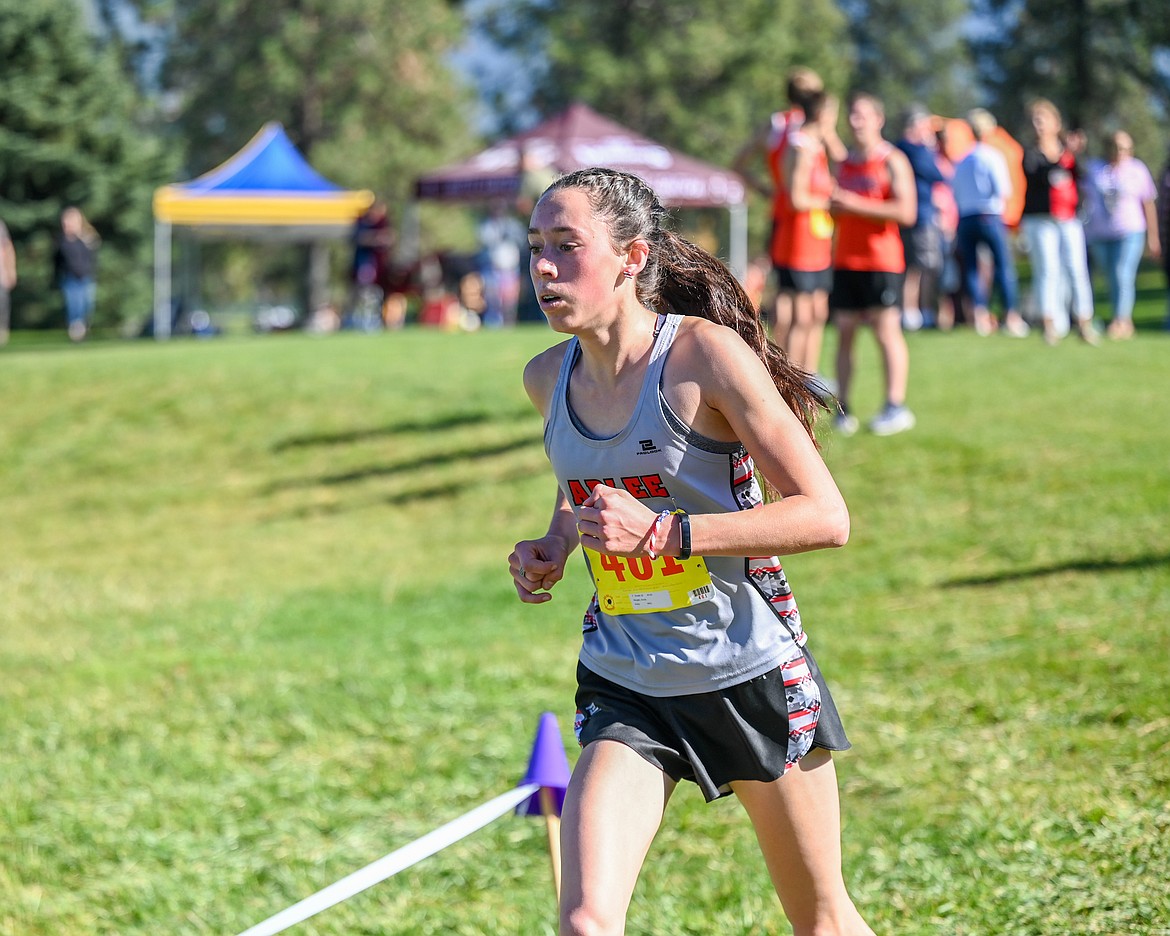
[[518, 711, 571, 817], [518, 711, 572, 903]]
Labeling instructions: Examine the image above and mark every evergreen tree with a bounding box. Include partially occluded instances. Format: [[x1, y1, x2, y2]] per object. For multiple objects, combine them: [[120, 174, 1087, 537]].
[[158, 0, 476, 316], [973, 0, 1170, 159], [478, 0, 851, 258], [0, 0, 176, 330], [163, 0, 473, 208], [839, 0, 976, 119], [480, 0, 851, 169]]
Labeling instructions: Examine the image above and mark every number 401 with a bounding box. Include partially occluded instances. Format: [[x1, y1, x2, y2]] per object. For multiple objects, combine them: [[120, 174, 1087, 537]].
[[597, 553, 685, 582]]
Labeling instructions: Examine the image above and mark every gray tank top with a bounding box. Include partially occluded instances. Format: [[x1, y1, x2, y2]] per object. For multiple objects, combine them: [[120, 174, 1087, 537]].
[[545, 313, 806, 697]]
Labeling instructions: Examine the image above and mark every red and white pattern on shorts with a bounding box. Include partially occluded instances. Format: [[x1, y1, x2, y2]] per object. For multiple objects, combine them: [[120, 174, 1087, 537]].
[[780, 653, 821, 773]]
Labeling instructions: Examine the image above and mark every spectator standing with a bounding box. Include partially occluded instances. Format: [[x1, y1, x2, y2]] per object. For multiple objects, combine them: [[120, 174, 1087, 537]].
[[1160, 147, 1170, 328], [53, 207, 100, 342], [1083, 130, 1161, 339], [829, 92, 918, 436], [477, 199, 526, 327], [0, 218, 15, 346], [349, 200, 400, 329], [515, 143, 558, 218], [515, 144, 560, 323], [951, 109, 1028, 338], [895, 105, 949, 330], [734, 67, 844, 344], [772, 90, 839, 385], [1020, 99, 1098, 345], [931, 127, 962, 330]]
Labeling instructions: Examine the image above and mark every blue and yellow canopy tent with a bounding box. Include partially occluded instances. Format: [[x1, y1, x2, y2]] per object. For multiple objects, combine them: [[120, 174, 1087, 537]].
[[152, 122, 374, 338]]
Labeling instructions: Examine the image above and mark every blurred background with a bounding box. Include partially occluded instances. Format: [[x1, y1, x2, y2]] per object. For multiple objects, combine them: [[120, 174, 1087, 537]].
[[1, 0, 1167, 336]]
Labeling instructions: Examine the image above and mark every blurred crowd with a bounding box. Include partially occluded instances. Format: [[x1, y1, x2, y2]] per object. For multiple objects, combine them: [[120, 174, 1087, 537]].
[[306, 146, 558, 337], [6, 76, 1167, 363], [731, 67, 1169, 435]]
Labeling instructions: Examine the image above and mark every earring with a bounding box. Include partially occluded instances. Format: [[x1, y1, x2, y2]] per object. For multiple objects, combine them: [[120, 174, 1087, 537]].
[[623, 269, 635, 279]]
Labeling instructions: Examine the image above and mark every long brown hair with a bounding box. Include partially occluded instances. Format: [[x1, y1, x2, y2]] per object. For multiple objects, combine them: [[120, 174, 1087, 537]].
[[541, 167, 826, 448]]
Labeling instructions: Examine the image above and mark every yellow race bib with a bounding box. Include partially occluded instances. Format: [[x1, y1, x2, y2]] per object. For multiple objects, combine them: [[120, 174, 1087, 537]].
[[810, 208, 834, 240], [583, 546, 715, 615]]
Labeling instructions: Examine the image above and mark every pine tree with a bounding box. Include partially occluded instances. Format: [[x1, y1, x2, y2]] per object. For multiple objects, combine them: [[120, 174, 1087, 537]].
[[157, 0, 476, 316], [972, 0, 1170, 159], [479, 0, 852, 259], [163, 0, 473, 207], [840, 0, 976, 118], [481, 0, 851, 168]]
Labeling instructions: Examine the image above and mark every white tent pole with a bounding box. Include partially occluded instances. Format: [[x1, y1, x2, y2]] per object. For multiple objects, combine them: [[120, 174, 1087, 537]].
[[153, 220, 172, 340], [728, 203, 748, 284]]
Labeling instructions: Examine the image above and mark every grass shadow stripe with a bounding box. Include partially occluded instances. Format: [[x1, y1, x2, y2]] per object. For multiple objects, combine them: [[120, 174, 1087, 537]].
[[270, 409, 534, 452], [941, 550, 1170, 588], [264, 433, 545, 493]]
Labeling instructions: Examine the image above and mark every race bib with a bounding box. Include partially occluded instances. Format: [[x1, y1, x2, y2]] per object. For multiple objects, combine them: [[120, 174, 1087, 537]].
[[810, 209, 834, 240], [583, 546, 715, 615]]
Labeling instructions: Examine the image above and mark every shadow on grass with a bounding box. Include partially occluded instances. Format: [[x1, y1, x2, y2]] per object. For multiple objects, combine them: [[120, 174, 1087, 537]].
[[265, 433, 545, 492], [271, 410, 503, 451], [276, 466, 546, 518], [279, 480, 470, 518], [271, 404, 535, 453], [943, 550, 1170, 587]]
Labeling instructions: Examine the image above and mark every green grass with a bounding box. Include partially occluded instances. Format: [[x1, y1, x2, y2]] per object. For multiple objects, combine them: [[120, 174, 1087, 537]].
[[2, 272, 1168, 935]]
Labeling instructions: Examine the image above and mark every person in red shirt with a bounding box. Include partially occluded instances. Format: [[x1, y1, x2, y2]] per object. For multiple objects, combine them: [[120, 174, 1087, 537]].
[[773, 90, 840, 385], [829, 92, 918, 436], [735, 68, 844, 346], [1020, 98, 1099, 345]]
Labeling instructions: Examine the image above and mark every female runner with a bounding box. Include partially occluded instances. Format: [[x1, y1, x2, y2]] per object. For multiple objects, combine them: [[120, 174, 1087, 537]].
[[510, 167, 875, 936]]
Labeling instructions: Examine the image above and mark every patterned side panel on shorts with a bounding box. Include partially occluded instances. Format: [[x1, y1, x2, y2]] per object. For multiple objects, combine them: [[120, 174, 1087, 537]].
[[574, 702, 600, 747], [780, 653, 821, 773]]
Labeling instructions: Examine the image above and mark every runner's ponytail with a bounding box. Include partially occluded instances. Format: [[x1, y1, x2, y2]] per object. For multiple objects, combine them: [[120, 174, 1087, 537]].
[[654, 230, 824, 447]]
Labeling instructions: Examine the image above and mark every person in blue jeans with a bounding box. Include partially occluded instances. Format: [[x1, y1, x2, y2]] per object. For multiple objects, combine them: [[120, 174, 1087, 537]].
[[53, 207, 100, 342], [1083, 130, 1161, 340], [1160, 148, 1170, 329], [951, 109, 1029, 338]]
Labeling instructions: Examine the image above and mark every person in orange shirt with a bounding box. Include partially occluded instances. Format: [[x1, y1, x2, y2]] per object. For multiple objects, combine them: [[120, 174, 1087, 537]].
[[829, 92, 918, 436], [773, 90, 840, 389], [735, 68, 844, 346]]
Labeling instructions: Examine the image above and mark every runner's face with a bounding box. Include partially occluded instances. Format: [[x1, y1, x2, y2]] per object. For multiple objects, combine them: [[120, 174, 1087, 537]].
[[528, 188, 626, 333]]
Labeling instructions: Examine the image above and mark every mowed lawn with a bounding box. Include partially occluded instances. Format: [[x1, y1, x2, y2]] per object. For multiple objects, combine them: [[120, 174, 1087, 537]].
[[1, 278, 1168, 935]]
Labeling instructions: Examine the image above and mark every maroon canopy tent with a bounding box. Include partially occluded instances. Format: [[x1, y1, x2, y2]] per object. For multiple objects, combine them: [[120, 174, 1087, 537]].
[[415, 103, 748, 275]]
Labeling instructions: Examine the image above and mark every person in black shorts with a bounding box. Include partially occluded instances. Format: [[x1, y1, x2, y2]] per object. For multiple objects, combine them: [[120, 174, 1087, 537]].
[[512, 167, 876, 936]]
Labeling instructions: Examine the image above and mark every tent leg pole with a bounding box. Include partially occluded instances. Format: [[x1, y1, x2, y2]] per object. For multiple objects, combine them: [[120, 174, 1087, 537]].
[[728, 204, 747, 284], [154, 221, 172, 340]]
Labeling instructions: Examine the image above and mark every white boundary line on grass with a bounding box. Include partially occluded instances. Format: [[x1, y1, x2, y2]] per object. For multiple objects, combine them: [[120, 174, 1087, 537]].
[[236, 782, 541, 936]]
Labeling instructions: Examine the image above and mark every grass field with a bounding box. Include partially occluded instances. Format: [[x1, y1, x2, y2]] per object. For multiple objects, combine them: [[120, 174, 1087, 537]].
[[2, 274, 1168, 935]]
